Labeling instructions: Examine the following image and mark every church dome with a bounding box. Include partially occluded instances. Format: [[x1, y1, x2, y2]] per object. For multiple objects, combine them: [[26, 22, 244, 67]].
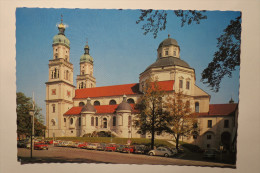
[[80, 54, 93, 63], [145, 56, 190, 72], [81, 98, 96, 113], [158, 37, 179, 49], [53, 34, 70, 48], [117, 95, 132, 111]]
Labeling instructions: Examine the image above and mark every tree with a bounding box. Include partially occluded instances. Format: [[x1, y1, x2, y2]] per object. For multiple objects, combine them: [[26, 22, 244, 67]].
[[164, 91, 198, 150], [16, 92, 46, 139], [136, 10, 241, 92], [201, 16, 241, 92], [136, 10, 207, 38], [134, 78, 170, 150]]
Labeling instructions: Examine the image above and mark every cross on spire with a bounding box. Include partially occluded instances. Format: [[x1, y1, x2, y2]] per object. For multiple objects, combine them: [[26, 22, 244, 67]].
[[61, 14, 63, 23]]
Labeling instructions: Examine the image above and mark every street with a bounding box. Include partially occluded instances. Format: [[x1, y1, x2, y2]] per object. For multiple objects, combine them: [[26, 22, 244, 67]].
[[18, 146, 235, 168]]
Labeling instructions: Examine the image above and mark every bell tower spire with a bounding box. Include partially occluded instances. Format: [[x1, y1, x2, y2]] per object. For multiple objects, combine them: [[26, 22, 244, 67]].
[[76, 39, 96, 89]]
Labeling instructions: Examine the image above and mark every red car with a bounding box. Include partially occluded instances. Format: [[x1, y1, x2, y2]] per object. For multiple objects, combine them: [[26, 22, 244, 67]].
[[105, 144, 117, 152], [34, 142, 48, 150], [78, 142, 88, 149], [121, 146, 135, 153]]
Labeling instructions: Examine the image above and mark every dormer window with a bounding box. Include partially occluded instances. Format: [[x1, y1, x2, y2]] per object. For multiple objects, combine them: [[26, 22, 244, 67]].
[[165, 50, 168, 56]]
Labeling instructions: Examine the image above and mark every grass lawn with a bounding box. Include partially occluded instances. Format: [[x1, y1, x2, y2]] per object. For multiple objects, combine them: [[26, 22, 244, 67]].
[[45, 137, 174, 147]]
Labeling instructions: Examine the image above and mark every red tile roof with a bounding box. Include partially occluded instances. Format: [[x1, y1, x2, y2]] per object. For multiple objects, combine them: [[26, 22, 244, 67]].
[[197, 104, 238, 117], [64, 104, 138, 115], [74, 80, 174, 99], [64, 107, 83, 115]]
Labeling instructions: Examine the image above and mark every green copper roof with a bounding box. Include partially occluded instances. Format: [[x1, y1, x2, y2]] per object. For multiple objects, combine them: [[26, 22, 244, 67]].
[[80, 54, 93, 63], [53, 34, 70, 48]]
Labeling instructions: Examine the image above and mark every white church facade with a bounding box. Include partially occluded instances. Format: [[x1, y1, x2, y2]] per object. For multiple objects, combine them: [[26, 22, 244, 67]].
[[45, 20, 238, 150]]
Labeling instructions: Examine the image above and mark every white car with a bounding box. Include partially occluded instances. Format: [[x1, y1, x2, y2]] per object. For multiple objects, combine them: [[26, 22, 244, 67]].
[[148, 147, 175, 157]]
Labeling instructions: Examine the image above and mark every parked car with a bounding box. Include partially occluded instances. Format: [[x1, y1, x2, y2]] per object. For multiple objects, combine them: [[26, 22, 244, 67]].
[[134, 145, 149, 154], [121, 145, 135, 153], [87, 143, 99, 150], [78, 142, 88, 149], [148, 147, 175, 157], [115, 144, 125, 152], [97, 143, 107, 151], [105, 143, 117, 152], [34, 142, 48, 150], [203, 149, 217, 159], [17, 139, 29, 148]]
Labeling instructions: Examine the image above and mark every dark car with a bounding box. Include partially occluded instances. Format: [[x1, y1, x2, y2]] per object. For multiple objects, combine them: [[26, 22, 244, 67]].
[[134, 145, 149, 154], [115, 144, 125, 152]]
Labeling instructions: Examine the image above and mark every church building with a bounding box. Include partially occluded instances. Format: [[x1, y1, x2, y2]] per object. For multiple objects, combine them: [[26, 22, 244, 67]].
[[45, 19, 238, 151]]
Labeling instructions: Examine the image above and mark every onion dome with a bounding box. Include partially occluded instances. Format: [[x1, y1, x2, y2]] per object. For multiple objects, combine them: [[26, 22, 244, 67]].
[[80, 42, 94, 63], [81, 98, 96, 113], [117, 95, 132, 111], [52, 15, 70, 48]]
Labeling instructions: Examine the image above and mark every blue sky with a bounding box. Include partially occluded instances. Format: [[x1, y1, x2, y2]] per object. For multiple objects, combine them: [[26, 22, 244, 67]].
[[16, 8, 241, 123]]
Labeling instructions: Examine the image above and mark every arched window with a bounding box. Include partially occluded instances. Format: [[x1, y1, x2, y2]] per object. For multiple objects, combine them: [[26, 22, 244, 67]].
[[127, 98, 135, 104], [91, 117, 94, 126], [64, 118, 66, 123], [51, 119, 55, 126], [195, 102, 199, 113], [94, 101, 100, 106], [70, 118, 73, 125], [113, 116, 116, 126], [109, 100, 117, 105], [79, 102, 85, 107], [95, 117, 98, 126]]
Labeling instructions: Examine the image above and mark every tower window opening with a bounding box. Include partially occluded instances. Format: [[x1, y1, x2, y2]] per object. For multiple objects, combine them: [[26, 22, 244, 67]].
[[165, 50, 168, 55], [52, 104, 55, 113], [79, 102, 85, 107], [91, 117, 94, 126], [127, 98, 135, 104]]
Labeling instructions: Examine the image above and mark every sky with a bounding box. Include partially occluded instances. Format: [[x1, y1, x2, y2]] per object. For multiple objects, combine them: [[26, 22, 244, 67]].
[[16, 8, 241, 124]]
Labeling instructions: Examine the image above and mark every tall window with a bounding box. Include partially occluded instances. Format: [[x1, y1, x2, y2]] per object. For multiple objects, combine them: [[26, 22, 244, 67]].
[[179, 80, 183, 88], [195, 102, 199, 113], [78, 117, 81, 126], [91, 117, 94, 126], [224, 120, 229, 128], [113, 116, 116, 126], [52, 104, 55, 113], [186, 81, 190, 90], [103, 118, 107, 128], [95, 117, 98, 126], [207, 134, 212, 140], [70, 118, 73, 125], [165, 50, 168, 55], [109, 100, 117, 105], [51, 119, 55, 126], [208, 120, 212, 128], [64, 118, 66, 127]]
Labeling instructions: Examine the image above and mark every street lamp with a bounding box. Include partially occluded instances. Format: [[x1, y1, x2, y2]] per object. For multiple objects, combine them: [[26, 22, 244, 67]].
[[29, 107, 34, 159]]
